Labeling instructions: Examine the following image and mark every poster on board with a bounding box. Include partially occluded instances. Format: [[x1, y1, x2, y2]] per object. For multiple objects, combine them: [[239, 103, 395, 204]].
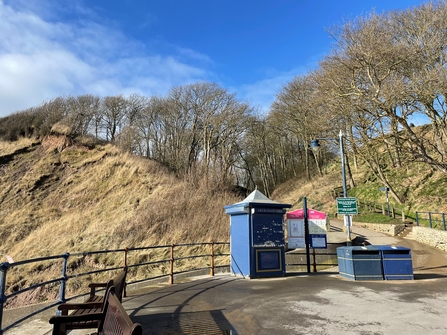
[[287, 218, 305, 248], [286, 208, 328, 249]]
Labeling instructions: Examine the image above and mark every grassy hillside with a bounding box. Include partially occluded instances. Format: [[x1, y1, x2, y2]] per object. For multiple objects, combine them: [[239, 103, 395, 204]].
[[2, 135, 446, 261], [0, 136, 239, 262], [272, 159, 447, 220]]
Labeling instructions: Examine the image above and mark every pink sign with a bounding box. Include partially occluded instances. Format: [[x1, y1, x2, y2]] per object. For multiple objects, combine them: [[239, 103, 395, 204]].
[[286, 209, 326, 220]]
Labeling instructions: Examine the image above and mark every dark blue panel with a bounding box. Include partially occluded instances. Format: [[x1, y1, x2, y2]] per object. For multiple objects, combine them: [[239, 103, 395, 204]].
[[251, 213, 284, 247], [253, 247, 285, 277]]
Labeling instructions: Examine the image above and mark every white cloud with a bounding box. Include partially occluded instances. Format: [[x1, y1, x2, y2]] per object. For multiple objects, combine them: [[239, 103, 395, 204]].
[[0, 0, 212, 117], [235, 67, 308, 114]]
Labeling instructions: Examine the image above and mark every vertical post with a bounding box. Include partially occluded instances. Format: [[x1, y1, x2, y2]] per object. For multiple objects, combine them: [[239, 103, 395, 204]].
[[210, 242, 215, 277], [402, 211, 405, 222], [0, 262, 10, 335], [123, 248, 128, 268], [123, 248, 128, 298], [57, 253, 69, 315], [416, 212, 419, 226], [386, 188, 390, 217], [442, 213, 446, 231], [303, 197, 311, 274], [339, 130, 351, 243], [382, 205, 385, 215], [391, 207, 395, 218], [169, 244, 175, 285], [312, 248, 317, 273], [428, 212, 432, 228]]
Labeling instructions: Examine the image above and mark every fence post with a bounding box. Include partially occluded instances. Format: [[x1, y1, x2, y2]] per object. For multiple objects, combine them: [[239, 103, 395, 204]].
[[123, 248, 128, 268], [0, 262, 10, 335], [169, 244, 175, 285], [123, 248, 128, 298], [416, 212, 419, 226], [210, 242, 215, 277], [428, 212, 432, 228], [382, 205, 385, 215], [391, 207, 395, 218], [57, 253, 69, 310]]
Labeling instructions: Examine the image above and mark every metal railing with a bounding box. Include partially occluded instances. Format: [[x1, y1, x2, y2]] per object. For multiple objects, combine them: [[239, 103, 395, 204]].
[[285, 242, 340, 273], [415, 211, 447, 231], [0, 241, 230, 334], [357, 200, 408, 222]]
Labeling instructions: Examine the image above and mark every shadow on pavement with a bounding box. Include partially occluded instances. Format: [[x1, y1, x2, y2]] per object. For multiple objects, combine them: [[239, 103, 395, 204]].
[[414, 273, 447, 280], [133, 309, 234, 335]]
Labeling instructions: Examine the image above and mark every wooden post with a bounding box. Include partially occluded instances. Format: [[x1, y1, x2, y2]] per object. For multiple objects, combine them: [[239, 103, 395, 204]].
[[123, 247, 128, 267], [382, 205, 385, 215]]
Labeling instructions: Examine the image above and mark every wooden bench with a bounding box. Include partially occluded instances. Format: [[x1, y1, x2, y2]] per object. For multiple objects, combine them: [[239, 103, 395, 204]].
[[50, 287, 142, 335], [51, 267, 127, 334]]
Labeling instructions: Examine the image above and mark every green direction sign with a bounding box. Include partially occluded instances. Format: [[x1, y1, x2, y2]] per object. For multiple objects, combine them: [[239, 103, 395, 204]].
[[336, 197, 358, 215]]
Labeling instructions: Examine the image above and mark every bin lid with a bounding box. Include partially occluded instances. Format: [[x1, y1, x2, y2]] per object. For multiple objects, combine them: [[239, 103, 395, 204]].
[[373, 245, 411, 251]]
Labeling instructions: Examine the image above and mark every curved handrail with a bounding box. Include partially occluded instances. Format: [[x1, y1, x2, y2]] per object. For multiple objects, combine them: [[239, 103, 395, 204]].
[[0, 241, 230, 334]]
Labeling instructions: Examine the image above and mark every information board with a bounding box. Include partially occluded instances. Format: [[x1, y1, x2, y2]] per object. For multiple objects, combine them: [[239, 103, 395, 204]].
[[336, 197, 358, 215], [287, 218, 305, 248], [286, 208, 328, 249], [310, 234, 327, 248]]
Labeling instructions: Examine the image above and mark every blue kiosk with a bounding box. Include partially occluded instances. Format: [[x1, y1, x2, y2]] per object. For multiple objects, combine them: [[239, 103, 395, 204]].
[[224, 189, 291, 278]]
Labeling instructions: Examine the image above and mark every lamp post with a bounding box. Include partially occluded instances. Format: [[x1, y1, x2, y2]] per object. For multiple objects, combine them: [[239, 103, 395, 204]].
[[310, 130, 351, 242]]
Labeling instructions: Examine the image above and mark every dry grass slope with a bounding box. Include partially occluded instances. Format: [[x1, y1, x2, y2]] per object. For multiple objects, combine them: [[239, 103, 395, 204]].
[[0, 137, 240, 304], [0, 136, 240, 261]]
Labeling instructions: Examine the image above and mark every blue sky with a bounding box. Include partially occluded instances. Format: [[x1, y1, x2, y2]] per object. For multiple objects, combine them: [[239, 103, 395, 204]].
[[0, 0, 425, 118]]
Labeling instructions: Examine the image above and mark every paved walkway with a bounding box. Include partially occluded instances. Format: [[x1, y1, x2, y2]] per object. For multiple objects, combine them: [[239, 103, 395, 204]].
[[4, 221, 447, 335]]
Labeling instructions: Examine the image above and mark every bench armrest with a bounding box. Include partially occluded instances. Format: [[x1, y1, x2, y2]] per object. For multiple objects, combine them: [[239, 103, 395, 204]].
[[88, 282, 108, 296], [88, 282, 108, 288]]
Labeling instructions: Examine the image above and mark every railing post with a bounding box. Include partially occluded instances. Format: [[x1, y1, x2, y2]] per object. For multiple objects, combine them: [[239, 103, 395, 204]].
[[402, 210, 405, 222], [312, 248, 317, 273], [57, 253, 69, 310], [391, 207, 395, 218], [169, 244, 175, 285], [428, 212, 432, 228], [210, 242, 215, 277], [123, 248, 128, 268], [123, 248, 128, 298], [443, 213, 446, 231], [0, 262, 10, 335], [416, 211, 419, 226], [382, 205, 385, 215]]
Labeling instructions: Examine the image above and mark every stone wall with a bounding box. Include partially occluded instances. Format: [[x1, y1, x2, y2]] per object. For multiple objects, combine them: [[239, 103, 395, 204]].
[[352, 221, 406, 236], [412, 226, 447, 252]]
